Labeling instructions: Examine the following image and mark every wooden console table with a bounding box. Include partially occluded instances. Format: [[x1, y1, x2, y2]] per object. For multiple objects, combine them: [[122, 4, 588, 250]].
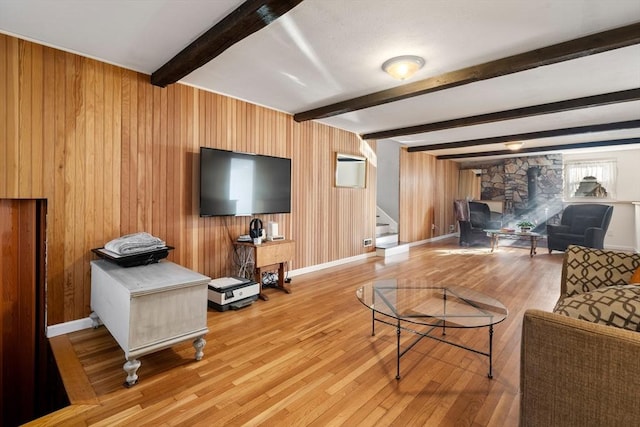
[[90, 260, 210, 387], [234, 239, 295, 300]]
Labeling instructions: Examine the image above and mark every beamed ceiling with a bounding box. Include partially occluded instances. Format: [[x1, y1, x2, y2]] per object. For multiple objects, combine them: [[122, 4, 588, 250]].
[[1, 0, 639, 161]]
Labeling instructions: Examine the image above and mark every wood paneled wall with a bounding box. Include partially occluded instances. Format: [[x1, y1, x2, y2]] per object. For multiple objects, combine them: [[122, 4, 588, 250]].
[[0, 34, 376, 325], [435, 159, 460, 235], [458, 169, 482, 200], [292, 122, 377, 265], [399, 148, 459, 242]]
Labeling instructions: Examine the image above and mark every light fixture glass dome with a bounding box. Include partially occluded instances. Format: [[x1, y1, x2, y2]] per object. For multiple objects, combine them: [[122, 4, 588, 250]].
[[381, 55, 425, 80], [505, 142, 524, 151]]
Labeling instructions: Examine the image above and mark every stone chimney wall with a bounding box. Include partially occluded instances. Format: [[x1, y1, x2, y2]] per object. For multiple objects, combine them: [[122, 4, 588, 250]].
[[461, 154, 564, 227], [480, 155, 563, 211]]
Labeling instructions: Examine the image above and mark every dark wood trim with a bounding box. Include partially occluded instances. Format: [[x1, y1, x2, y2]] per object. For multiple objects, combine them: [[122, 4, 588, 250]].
[[435, 137, 640, 160], [151, 0, 304, 87], [363, 88, 640, 141], [35, 199, 47, 407], [294, 22, 640, 122], [407, 120, 640, 152], [1, 199, 40, 426]]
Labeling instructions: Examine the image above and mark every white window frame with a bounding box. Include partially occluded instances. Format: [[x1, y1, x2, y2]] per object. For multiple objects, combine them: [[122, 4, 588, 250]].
[[563, 159, 617, 200]]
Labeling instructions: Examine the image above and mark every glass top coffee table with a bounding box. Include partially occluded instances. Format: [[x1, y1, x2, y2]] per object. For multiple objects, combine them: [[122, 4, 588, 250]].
[[356, 279, 508, 380], [484, 229, 543, 257]]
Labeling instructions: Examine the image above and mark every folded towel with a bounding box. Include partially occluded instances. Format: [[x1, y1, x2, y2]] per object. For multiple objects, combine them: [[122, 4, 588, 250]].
[[104, 232, 166, 255]]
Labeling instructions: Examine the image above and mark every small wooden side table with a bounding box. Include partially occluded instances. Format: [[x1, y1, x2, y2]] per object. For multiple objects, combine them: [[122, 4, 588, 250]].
[[234, 239, 295, 300]]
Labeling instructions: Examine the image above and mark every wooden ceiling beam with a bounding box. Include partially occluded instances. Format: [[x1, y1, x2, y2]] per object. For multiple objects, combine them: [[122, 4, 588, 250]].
[[293, 21, 640, 122], [435, 137, 640, 160], [407, 119, 640, 152], [362, 88, 640, 141], [151, 0, 303, 87]]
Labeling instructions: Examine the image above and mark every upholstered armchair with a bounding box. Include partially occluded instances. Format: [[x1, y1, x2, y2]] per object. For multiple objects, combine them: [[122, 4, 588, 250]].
[[546, 204, 613, 253], [453, 200, 501, 246]]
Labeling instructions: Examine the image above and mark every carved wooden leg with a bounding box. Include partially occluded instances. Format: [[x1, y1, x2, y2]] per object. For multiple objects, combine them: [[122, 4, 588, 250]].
[[123, 358, 141, 387], [90, 312, 100, 329], [193, 337, 206, 361]]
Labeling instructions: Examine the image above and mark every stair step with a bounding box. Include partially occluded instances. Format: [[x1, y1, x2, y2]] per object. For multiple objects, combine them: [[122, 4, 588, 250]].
[[375, 242, 410, 257], [376, 231, 396, 236], [376, 232, 398, 246]]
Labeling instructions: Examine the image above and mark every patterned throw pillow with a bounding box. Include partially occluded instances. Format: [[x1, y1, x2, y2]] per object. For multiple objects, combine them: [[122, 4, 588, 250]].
[[563, 245, 640, 296], [554, 285, 640, 332]]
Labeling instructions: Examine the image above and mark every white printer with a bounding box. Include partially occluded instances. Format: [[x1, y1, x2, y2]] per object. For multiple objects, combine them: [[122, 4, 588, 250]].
[[207, 276, 259, 311]]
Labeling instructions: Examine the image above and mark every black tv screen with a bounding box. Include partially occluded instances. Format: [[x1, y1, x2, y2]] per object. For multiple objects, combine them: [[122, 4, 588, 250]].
[[199, 147, 291, 216]]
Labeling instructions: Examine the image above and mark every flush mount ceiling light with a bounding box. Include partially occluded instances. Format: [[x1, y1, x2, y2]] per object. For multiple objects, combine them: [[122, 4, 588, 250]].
[[381, 55, 425, 80], [505, 142, 524, 151]]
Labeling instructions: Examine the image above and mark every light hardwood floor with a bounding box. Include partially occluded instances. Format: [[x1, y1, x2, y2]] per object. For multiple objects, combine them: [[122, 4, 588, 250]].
[[37, 238, 564, 426]]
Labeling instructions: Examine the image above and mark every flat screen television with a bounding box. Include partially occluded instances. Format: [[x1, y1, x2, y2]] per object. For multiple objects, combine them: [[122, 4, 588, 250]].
[[199, 147, 291, 216]]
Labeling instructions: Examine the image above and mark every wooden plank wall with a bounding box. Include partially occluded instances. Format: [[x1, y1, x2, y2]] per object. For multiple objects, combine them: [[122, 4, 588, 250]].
[[399, 148, 459, 242], [292, 122, 377, 265], [435, 160, 460, 235], [0, 34, 379, 325]]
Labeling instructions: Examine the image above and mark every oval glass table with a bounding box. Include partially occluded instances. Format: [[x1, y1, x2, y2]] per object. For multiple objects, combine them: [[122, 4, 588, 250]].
[[356, 279, 508, 380]]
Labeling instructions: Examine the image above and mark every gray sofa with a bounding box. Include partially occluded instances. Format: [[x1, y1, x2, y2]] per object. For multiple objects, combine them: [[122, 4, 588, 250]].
[[520, 245, 640, 426]]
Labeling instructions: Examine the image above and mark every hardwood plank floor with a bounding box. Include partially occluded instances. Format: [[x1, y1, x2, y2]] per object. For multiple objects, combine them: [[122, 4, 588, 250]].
[[36, 238, 563, 426]]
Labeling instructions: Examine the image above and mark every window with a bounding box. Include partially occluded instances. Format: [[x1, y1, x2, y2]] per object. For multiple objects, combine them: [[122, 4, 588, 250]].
[[564, 159, 616, 200]]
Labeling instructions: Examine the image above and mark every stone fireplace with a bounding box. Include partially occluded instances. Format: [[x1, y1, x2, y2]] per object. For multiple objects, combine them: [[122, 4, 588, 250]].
[[462, 154, 564, 232]]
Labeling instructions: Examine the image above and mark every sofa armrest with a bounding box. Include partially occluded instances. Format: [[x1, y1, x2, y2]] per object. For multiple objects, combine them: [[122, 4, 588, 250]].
[[584, 227, 606, 249], [546, 224, 570, 235], [458, 220, 472, 232], [521, 309, 640, 427]]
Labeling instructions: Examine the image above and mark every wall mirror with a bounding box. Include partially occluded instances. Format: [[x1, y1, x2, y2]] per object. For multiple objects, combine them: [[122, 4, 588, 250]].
[[335, 153, 367, 188]]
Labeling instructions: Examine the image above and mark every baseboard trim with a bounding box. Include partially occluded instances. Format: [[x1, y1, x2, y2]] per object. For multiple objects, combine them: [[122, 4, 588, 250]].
[[47, 317, 95, 338], [409, 233, 457, 246], [289, 251, 376, 277], [605, 244, 636, 252]]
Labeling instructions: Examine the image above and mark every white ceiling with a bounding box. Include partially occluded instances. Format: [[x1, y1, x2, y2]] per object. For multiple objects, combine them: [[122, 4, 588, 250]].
[[1, 0, 639, 161]]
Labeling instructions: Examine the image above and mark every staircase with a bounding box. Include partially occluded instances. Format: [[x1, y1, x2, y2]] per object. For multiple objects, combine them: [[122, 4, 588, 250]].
[[375, 221, 409, 257]]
